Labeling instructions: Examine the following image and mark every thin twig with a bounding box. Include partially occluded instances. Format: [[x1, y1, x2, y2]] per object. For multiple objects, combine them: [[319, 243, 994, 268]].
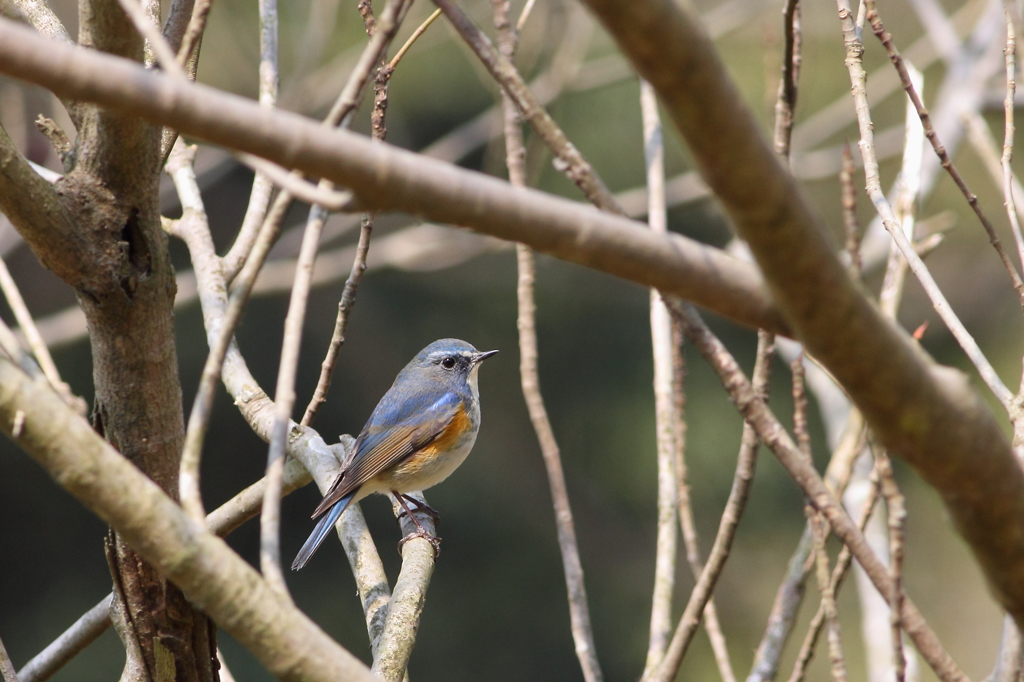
[[961, 112, 1024, 266], [1002, 7, 1024, 271], [492, 2, 603, 680], [788, 463, 881, 682], [672, 328, 741, 682], [793, 354, 847, 682], [667, 300, 968, 682], [646, 324, 769, 682], [642, 77, 678, 678], [851, 70, 925, 681], [790, 357, 811, 460], [175, 0, 212, 66], [259, 165, 330, 598], [15, 597, 111, 682], [841, 143, 862, 278], [168, 140, 221, 522], [809, 511, 849, 682], [220, 0, 278, 281], [642, 76, 735, 682], [773, 0, 801, 159], [302, 12, 399, 427], [0, 634, 20, 682], [299, 206, 370, 428], [834, 0, 1014, 409], [747, 410, 867, 682], [515, 0, 537, 33], [748, 529, 813, 682], [875, 449, 908, 682], [0, 257, 62, 391], [865, 0, 1024, 310], [879, 63, 924, 323], [389, 8, 441, 69], [435, 0, 623, 213], [644, 74, 740, 678], [114, 0, 185, 77], [234, 153, 353, 211], [176, 0, 410, 520]]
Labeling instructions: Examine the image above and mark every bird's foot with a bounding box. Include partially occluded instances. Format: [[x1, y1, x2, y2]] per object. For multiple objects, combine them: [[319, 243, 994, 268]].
[[395, 493, 441, 527], [398, 531, 442, 558]]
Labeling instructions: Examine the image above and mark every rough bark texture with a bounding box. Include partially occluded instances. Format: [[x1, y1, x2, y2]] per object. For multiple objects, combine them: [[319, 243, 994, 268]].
[[0, 2, 217, 679]]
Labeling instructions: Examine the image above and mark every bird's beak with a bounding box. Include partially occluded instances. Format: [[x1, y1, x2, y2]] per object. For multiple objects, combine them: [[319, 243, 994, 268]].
[[473, 349, 499, 364]]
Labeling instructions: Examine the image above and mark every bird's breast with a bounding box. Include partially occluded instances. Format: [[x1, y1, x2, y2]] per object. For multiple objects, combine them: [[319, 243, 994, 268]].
[[377, 405, 479, 493]]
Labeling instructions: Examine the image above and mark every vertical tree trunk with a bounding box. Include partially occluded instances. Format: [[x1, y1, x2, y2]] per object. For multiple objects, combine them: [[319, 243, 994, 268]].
[[53, 0, 219, 679]]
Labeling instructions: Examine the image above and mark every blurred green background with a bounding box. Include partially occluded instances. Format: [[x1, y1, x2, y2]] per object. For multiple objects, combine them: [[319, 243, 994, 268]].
[[0, 0, 1019, 679]]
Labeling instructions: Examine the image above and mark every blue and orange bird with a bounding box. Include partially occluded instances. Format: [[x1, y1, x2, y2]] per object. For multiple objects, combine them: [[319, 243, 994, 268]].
[[291, 339, 498, 570]]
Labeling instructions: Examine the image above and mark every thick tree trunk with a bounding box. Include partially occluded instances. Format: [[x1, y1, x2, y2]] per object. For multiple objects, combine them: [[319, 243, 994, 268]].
[[0, 0, 221, 678]]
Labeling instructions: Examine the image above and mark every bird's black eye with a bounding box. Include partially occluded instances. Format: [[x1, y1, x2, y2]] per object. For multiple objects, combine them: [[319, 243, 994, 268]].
[[441, 356, 457, 369]]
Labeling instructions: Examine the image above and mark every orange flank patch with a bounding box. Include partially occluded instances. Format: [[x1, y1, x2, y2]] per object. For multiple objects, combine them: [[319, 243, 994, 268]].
[[394, 406, 471, 477]]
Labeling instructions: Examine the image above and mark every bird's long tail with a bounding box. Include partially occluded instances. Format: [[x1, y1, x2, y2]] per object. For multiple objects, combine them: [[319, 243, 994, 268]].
[[291, 491, 357, 571]]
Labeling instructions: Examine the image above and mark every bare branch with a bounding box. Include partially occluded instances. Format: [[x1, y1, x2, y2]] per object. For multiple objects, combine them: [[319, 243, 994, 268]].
[[0, 122, 77, 284], [259, 178, 330, 598], [840, 145, 862, 278], [114, 0, 184, 77], [0, 634, 20, 682], [389, 8, 441, 69], [773, 0, 801, 159], [641, 74, 736, 682], [864, 0, 1024, 310], [642, 78, 678, 677], [0, 358, 378, 682], [668, 300, 966, 682], [175, 0, 212, 66], [492, 3, 603, 679], [0, 256, 63, 392], [645, 317, 768, 682], [566, 0, 1024, 628], [15, 439, 313, 682], [371, 494, 438, 681], [0, 20, 787, 335], [876, 450, 908, 682], [16, 597, 111, 682], [809, 512, 849, 681], [435, 0, 623, 213], [219, 0, 278, 280], [235, 153, 353, 210]]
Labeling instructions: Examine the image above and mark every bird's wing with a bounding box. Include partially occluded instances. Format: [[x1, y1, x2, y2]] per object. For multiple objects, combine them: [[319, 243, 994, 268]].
[[311, 391, 461, 519]]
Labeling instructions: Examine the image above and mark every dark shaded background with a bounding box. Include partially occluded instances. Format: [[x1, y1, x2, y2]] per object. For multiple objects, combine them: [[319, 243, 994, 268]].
[[0, 0, 1019, 679]]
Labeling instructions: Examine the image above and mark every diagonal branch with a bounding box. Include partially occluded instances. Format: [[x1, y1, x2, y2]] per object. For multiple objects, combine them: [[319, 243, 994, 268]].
[[0, 18, 787, 335], [0, 358, 377, 682], [577, 0, 1024, 631], [0, 123, 78, 283], [668, 301, 966, 682]]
